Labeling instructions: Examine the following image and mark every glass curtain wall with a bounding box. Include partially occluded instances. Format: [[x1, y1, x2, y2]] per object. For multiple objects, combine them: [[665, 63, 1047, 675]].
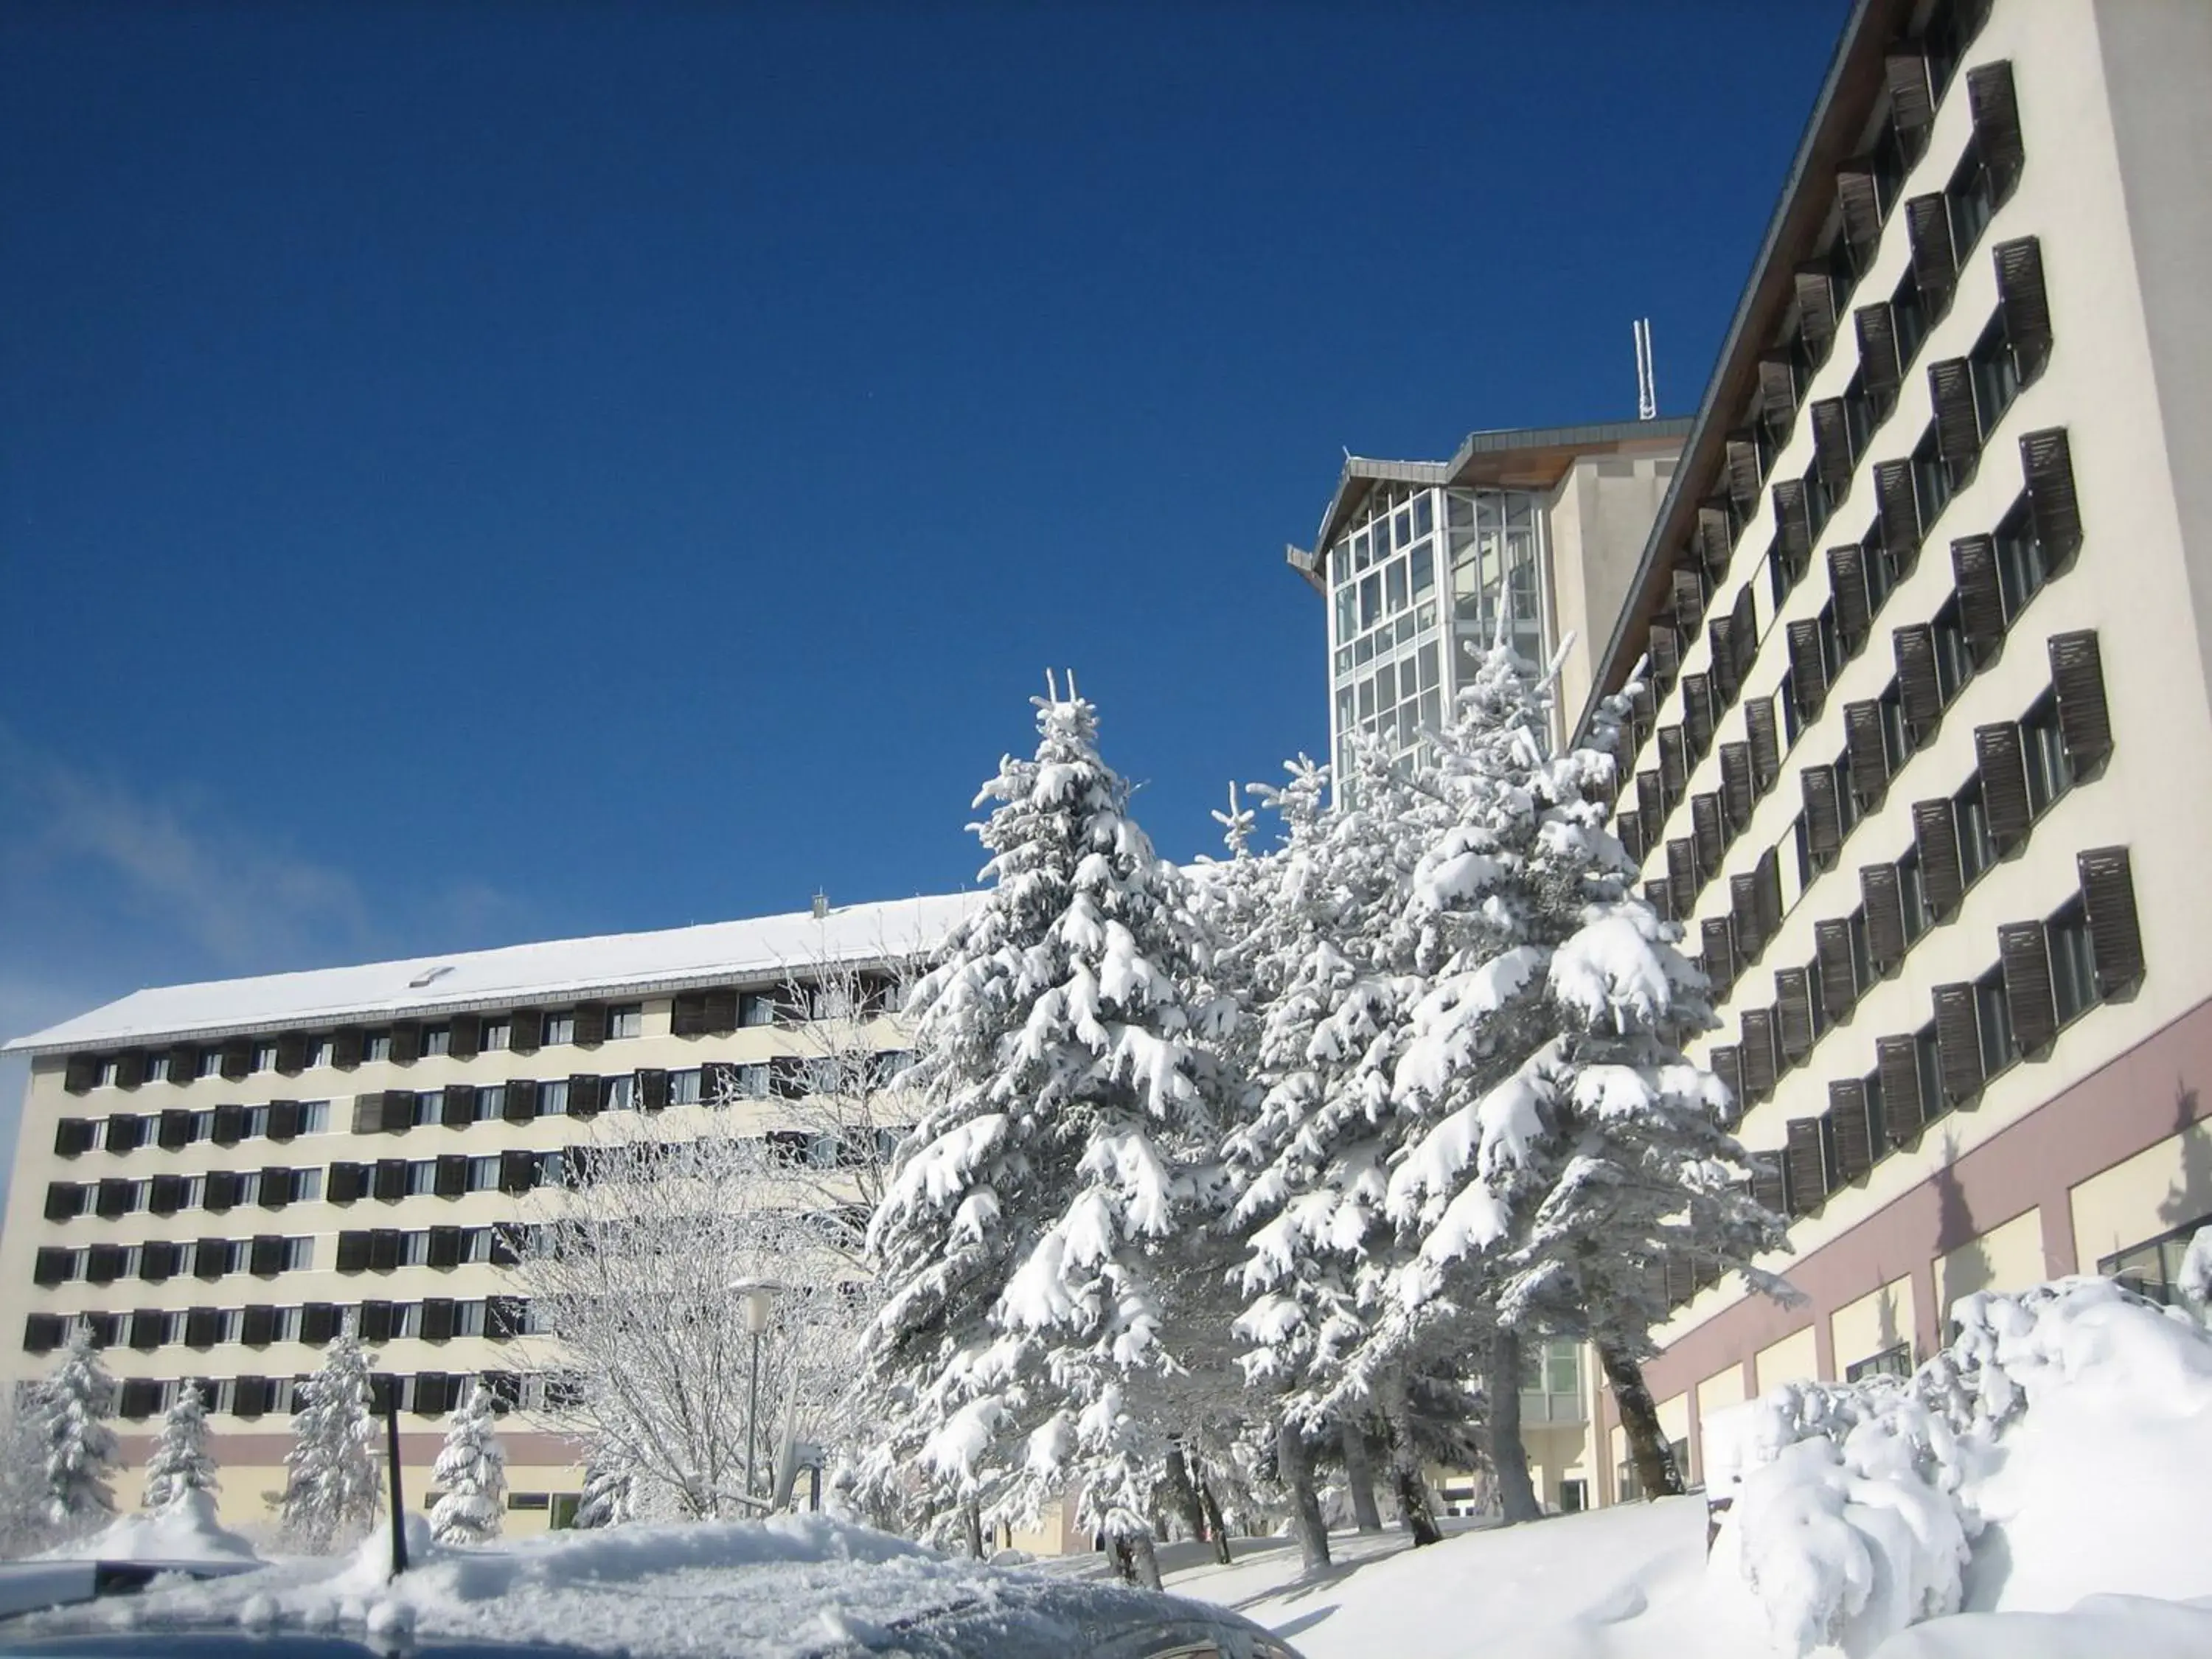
[[1327, 483, 1548, 779]]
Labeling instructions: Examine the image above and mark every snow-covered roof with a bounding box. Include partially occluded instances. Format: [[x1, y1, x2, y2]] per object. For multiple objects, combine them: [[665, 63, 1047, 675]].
[[4, 893, 982, 1057]]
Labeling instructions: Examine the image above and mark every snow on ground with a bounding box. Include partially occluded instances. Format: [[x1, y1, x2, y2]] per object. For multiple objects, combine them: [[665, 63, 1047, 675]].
[[39, 1490, 259, 1565]]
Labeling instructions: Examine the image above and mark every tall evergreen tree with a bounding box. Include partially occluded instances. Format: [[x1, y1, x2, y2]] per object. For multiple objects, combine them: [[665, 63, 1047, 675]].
[[861, 677, 1232, 1588], [1380, 642, 1788, 1511], [281, 1319, 383, 1553], [142, 1384, 218, 1511], [29, 1331, 119, 1531], [430, 1380, 507, 1545]]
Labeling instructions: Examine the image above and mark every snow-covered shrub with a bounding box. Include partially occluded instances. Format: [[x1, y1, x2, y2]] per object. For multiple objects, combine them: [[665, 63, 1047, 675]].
[[1711, 1274, 2212, 1656]]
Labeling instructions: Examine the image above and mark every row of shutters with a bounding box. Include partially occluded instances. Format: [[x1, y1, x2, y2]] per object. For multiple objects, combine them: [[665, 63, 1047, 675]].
[[32, 1235, 297, 1286], [54, 1099, 310, 1156], [43, 1167, 314, 1224], [1722, 846, 2143, 1222]]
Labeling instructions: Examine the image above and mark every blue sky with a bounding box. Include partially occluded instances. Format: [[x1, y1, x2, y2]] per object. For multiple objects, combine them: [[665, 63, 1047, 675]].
[[0, 0, 1848, 1138]]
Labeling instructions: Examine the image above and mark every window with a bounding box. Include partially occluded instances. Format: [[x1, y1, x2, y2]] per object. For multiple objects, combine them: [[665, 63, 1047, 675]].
[[739, 993, 777, 1029], [1899, 852, 1930, 947], [1955, 783, 1995, 887], [363, 1033, 392, 1064], [145, 1054, 171, 1084], [2099, 1217, 2212, 1312], [1931, 602, 1972, 706], [608, 1004, 642, 1040], [1975, 969, 2015, 1079], [251, 1044, 276, 1074], [1969, 318, 2021, 442], [2020, 694, 2073, 816], [307, 1038, 333, 1068], [668, 1068, 703, 1107], [543, 1013, 575, 1047], [1910, 425, 1952, 528], [1846, 1343, 1912, 1382], [736, 1064, 771, 1100], [2048, 900, 2098, 1026], [1915, 1023, 1947, 1125], [481, 1020, 510, 1052], [603, 1073, 636, 1112], [1892, 266, 1928, 369], [536, 1080, 568, 1117], [422, 1027, 451, 1058], [1947, 140, 1997, 257]]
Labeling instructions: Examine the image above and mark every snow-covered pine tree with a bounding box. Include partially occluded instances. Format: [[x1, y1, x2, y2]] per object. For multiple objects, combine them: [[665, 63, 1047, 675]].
[[1380, 641, 1788, 1512], [30, 1330, 120, 1532], [861, 675, 1232, 1589], [572, 1450, 634, 1531], [280, 1318, 383, 1553], [142, 1383, 217, 1511], [1217, 745, 1445, 1565], [429, 1380, 507, 1545]]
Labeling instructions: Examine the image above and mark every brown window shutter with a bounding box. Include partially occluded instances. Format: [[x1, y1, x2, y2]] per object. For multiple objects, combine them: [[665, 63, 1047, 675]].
[[1618, 810, 1646, 867], [259, 1168, 291, 1211], [327, 1163, 365, 1204], [1731, 874, 1764, 962], [1877, 1035, 1924, 1144], [1829, 1079, 1877, 1184], [1811, 401, 1854, 504], [434, 1155, 468, 1200], [1750, 1150, 1787, 1218], [220, 1042, 251, 1082], [1667, 838, 1700, 916], [170, 1043, 201, 1085], [2047, 630, 2112, 772], [1873, 459, 1921, 568], [1747, 699, 1782, 794], [266, 1099, 300, 1141], [1913, 799, 1966, 919], [159, 1108, 193, 1150], [1756, 848, 1784, 942], [1843, 702, 1891, 808], [63, 1054, 97, 1094], [670, 992, 706, 1038], [1683, 675, 1715, 759], [1629, 683, 1658, 752], [441, 1083, 475, 1129], [1741, 1009, 1780, 1102], [510, 1009, 543, 1055], [1708, 615, 1740, 710], [1759, 355, 1799, 427], [1692, 794, 1725, 878], [639, 1068, 670, 1111], [1648, 623, 1680, 692], [1729, 583, 1759, 686], [1697, 503, 1734, 578], [380, 1088, 412, 1133], [212, 1102, 243, 1144], [1815, 920, 1858, 1021], [1638, 770, 1664, 845], [1720, 743, 1756, 833], [1993, 237, 2052, 383], [1658, 727, 1688, 814], [2000, 920, 2059, 1057], [352, 1093, 385, 1135], [1836, 164, 1882, 251], [1894, 625, 1944, 739], [1794, 265, 1838, 362], [389, 1022, 420, 1065], [1776, 969, 1816, 1064], [1709, 1045, 1745, 1112], [1802, 768, 1843, 863], [1672, 568, 1705, 633], [502, 1079, 538, 1124], [1905, 193, 1957, 312], [1786, 619, 1828, 721], [1966, 60, 2025, 198], [1933, 983, 1985, 1102], [573, 1002, 608, 1047], [1703, 919, 1738, 996], [2020, 428, 2082, 568], [274, 1032, 306, 1074], [332, 1029, 364, 1071], [1950, 535, 2006, 664], [2076, 845, 2144, 996], [1856, 304, 1902, 409], [1885, 49, 1935, 159], [499, 1150, 538, 1195], [1975, 723, 2033, 849], [568, 1074, 602, 1119], [1929, 358, 1981, 480], [704, 987, 740, 1036], [1725, 431, 1764, 519], [448, 1015, 481, 1062], [1784, 1117, 1828, 1216], [1773, 481, 1812, 578], [1647, 879, 1674, 923]]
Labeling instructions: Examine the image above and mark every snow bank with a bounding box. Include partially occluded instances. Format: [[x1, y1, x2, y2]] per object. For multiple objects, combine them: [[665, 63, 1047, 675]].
[[42, 1490, 259, 1565], [1708, 1276, 2212, 1656]]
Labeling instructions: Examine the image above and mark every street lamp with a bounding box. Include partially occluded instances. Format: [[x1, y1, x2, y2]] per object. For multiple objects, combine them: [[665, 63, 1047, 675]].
[[731, 1279, 782, 1508]]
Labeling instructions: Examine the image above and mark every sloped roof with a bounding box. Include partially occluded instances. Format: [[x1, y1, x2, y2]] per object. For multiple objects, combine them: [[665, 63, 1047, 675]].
[[4, 893, 983, 1056]]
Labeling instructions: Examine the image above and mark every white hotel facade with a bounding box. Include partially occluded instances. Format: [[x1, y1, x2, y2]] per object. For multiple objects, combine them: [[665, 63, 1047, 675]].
[[0, 897, 973, 1532]]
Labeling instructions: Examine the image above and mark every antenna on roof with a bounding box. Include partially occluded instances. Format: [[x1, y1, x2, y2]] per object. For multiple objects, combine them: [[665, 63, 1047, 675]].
[[1633, 318, 1658, 422], [812, 891, 829, 920]]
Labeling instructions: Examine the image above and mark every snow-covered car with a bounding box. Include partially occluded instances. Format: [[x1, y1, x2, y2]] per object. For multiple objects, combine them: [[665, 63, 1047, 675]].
[[0, 1514, 1302, 1659]]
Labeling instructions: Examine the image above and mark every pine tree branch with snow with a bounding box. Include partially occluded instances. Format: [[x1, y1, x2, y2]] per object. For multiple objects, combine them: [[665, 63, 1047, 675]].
[[430, 1380, 507, 1545], [142, 1384, 218, 1512], [280, 1318, 384, 1554], [29, 1330, 121, 1535]]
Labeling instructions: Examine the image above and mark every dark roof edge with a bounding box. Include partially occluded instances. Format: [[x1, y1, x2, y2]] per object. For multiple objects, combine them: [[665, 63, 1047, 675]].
[[1573, 0, 1885, 741]]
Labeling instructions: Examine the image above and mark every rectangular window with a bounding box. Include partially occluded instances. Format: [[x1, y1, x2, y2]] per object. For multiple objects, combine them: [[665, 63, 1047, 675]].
[[1947, 143, 1997, 257], [251, 1044, 276, 1074], [736, 1063, 771, 1099], [1976, 970, 2014, 1079], [1899, 852, 1930, 947], [2048, 899, 2098, 1027], [543, 1014, 575, 1047], [307, 1038, 333, 1068], [196, 1051, 222, 1079], [668, 1068, 703, 1107], [1993, 497, 2046, 622], [1955, 783, 1995, 887], [1911, 425, 1952, 527], [2021, 694, 2073, 816], [363, 1033, 392, 1063], [145, 1054, 171, 1084], [1916, 1023, 1947, 1125], [1892, 268, 1928, 367], [481, 1020, 510, 1052], [422, 1027, 451, 1058], [604, 1074, 636, 1112], [739, 993, 777, 1029], [536, 1080, 568, 1117], [608, 1005, 642, 1040], [2099, 1215, 2212, 1310], [1846, 1343, 1912, 1382], [1931, 602, 1972, 705], [1969, 318, 2020, 442]]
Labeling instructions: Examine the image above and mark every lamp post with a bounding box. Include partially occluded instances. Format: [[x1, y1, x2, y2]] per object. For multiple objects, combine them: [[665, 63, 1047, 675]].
[[734, 1280, 778, 1507]]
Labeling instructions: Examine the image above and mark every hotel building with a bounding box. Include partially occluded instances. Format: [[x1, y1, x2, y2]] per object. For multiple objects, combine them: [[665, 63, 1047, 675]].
[[1576, 0, 2212, 1503], [0, 896, 973, 1532]]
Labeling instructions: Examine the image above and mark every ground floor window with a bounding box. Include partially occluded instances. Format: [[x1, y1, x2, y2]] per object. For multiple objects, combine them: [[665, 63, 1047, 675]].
[[2098, 1212, 2211, 1312], [1845, 1343, 1912, 1382]]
